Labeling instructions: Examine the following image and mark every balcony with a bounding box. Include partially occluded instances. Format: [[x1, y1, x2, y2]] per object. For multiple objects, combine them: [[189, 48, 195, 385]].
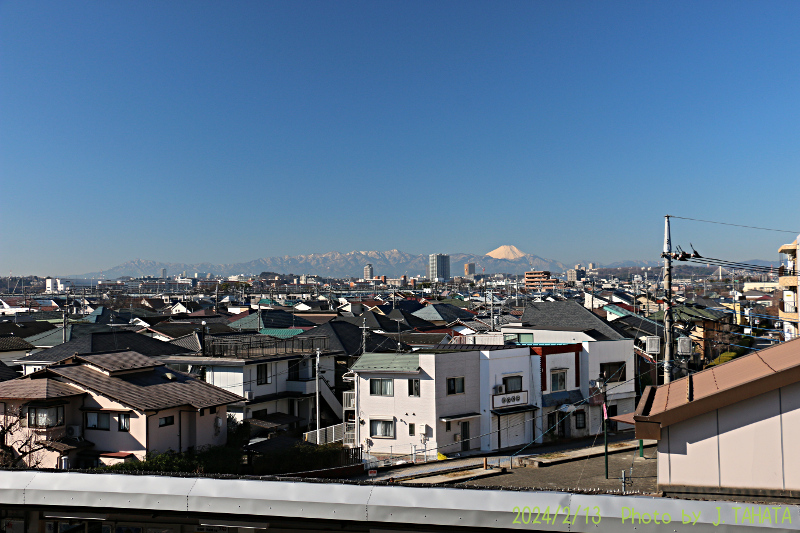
[[285, 378, 316, 395], [780, 302, 798, 320]]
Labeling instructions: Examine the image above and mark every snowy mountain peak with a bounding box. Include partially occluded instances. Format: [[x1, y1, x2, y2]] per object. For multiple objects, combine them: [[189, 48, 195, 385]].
[[486, 245, 528, 260]]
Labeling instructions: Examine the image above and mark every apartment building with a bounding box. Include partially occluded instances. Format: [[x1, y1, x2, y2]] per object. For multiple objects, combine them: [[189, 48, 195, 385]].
[[524, 271, 559, 291], [159, 335, 342, 430], [778, 239, 799, 341]]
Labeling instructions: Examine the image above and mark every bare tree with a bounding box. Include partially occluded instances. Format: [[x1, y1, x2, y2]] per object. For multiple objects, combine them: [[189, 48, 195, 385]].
[[0, 406, 50, 468]]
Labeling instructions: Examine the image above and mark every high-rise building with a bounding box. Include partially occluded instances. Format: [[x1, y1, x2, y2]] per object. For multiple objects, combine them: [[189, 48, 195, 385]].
[[160, 268, 167, 279], [364, 264, 374, 280], [428, 254, 450, 281], [464, 262, 476, 277]]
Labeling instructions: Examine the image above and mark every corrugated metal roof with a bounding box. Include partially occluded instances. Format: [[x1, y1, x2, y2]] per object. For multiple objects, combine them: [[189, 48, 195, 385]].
[[351, 352, 419, 373]]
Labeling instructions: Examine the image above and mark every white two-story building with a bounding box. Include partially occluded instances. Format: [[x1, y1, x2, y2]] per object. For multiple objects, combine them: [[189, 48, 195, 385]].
[[349, 346, 546, 458]]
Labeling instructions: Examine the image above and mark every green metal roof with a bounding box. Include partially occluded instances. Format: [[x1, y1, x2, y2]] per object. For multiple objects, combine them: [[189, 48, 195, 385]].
[[604, 304, 633, 318], [351, 352, 420, 373], [259, 328, 304, 339]]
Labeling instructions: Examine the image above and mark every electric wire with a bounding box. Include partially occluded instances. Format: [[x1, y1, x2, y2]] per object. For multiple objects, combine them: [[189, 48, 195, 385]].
[[668, 215, 799, 234]]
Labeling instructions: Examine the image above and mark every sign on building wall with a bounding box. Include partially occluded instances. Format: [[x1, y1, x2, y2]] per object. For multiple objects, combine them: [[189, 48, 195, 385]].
[[492, 390, 528, 409]]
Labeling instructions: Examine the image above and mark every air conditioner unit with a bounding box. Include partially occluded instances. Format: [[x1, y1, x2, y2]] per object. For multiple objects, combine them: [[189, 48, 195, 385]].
[[645, 336, 661, 355], [454, 434, 461, 442], [496, 384, 506, 394], [244, 390, 254, 401], [66, 425, 82, 439]]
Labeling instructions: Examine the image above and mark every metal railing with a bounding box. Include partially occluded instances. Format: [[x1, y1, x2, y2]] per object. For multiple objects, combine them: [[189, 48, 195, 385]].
[[343, 422, 356, 447], [342, 391, 355, 410], [303, 422, 345, 445], [205, 335, 328, 358]]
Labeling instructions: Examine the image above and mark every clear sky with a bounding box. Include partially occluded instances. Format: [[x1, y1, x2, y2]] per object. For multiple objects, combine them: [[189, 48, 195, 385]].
[[2, 1, 799, 275]]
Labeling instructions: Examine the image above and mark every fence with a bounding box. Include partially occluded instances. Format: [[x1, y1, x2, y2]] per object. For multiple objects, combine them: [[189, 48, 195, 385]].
[[304, 423, 345, 445], [206, 336, 328, 358]]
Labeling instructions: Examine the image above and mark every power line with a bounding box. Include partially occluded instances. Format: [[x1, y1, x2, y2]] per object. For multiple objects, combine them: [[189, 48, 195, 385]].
[[668, 215, 799, 234]]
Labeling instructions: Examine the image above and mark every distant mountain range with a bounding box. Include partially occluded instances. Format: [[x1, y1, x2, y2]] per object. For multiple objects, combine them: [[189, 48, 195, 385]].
[[65, 246, 702, 279]]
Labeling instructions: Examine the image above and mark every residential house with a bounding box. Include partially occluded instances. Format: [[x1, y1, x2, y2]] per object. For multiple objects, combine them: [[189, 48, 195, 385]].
[[349, 346, 539, 458], [0, 350, 241, 469], [159, 335, 341, 429], [228, 309, 316, 331]]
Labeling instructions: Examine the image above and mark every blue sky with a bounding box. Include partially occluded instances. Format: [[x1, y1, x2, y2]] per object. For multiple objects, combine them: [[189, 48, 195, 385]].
[[2, 1, 799, 275]]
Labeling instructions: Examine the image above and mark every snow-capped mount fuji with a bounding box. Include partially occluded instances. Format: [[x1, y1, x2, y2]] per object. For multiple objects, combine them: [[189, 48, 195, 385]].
[[486, 245, 529, 260]]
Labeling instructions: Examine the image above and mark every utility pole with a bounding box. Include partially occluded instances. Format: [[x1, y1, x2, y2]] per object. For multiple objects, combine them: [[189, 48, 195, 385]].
[[315, 347, 321, 442], [662, 215, 674, 384]]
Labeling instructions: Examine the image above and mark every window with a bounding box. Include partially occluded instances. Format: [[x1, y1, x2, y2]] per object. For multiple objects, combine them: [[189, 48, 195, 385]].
[[518, 333, 534, 343], [408, 379, 420, 397], [209, 406, 217, 414], [409, 423, 416, 436], [370, 378, 394, 396], [118, 413, 130, 432], [445, 421, 451, 432], [369, 420, 394, 438], [446, 377, 465, 395], [503, 375, 523, 393], [257, 363, 273, 385], [575, 410, 586, 429], [199, 408, 205, 416], [551, 370, 567, 392], [159, 415, 175, 427], [600, 362, 626, 382], [85, 412, 110, 430], [26, 406, 64, 428]]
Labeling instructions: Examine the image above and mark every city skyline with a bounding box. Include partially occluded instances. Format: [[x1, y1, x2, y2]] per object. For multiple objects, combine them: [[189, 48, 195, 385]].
[[2, 2, 800, 274]]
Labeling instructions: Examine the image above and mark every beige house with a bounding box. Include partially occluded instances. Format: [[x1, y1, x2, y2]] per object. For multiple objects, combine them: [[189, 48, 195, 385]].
[[0, 350, 242, 469], [633, 337, 800, 500]]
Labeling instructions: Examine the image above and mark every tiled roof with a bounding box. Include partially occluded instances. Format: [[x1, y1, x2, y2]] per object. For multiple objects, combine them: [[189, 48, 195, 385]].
[[0, 361, 19, 382], [335, 311, 415, 332], [649, 305, 728, 323], [0, 320, 56, 339], [0, 335, 34, 352], [45, 358, 243, 410], [75, 351, 161, 373], [0, 378, 85, 400], [17, 331, 192, 363], [297, 321, 401, 356], [145, 322, 233, 339], [412, 303, 476, 323], [519, 301, 626, 340], [229, 310, 315, 330], [351, 352, 420, 373]]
